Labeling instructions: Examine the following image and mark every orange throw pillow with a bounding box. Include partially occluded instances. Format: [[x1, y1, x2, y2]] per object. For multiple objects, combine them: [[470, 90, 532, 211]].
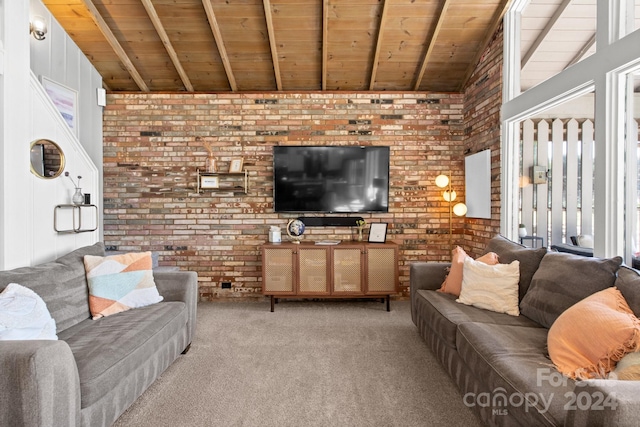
[[548, 287, 640, 379], [439, 247, 499, 297]]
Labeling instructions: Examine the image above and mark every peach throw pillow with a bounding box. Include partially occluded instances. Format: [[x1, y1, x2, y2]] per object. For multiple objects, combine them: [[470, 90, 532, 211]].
[[548, 287, 640, 380], [439, 247, 499, 297]]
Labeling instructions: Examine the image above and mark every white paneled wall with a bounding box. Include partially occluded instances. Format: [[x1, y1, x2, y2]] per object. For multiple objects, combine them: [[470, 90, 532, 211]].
[[29, 72, 99, 265], [29, 0, 104, 239], [0, 0, 102, 269]]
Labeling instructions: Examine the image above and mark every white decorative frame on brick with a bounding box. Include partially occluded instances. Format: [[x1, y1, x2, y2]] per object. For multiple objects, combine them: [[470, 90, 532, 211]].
[[200, 175, 219, 189], [465, 149, 491, 219]]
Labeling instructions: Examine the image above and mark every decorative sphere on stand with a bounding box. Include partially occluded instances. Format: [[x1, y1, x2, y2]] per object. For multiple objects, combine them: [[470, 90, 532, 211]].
[[286, 219, 305, 244]]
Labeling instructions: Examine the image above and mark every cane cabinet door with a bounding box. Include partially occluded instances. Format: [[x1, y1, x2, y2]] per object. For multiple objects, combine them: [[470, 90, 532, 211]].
[[297, 247, 330, 295], [365, 245, 398, 294], [262, 246, 295, 294], [332, 245, 363, 294]]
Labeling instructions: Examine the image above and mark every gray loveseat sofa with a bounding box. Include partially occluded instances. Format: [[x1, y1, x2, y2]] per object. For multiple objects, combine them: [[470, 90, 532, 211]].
[[411, 235, 640, 426], [0, 242, 198, 427]]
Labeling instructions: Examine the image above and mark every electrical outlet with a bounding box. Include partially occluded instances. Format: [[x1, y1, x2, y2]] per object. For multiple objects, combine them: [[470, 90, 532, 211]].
[[532, 166, 548, 184], [221, 282, 232, 289]]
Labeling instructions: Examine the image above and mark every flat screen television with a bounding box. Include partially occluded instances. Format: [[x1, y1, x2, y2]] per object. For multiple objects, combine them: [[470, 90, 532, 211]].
[[273, 146, 390, 213]]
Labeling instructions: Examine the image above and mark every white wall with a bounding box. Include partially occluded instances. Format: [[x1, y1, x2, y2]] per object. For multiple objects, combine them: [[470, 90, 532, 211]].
[[0, 0, 102, 269], [29, 0, 104, 210]]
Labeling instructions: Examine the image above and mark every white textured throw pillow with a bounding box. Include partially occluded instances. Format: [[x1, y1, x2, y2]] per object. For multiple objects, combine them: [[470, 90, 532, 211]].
[[577, 234, 594, 249], [457, 258, 521, 316], [0, 283, 57, 340]]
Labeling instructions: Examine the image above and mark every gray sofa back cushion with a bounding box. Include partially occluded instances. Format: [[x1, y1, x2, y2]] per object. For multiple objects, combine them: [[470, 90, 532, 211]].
[[0, 242, 105, 332], [519, 252, 622, 328], [615, 266, 640, 318], [483, 234, 548, 301]]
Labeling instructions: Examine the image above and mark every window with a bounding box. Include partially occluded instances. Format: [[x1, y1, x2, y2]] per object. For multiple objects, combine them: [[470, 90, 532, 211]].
[[621, 0, 640, 37], [626, 72, 640, 259], [520, 0, 597, 93], [518, 93, 595, 247], [503, 0, 640, 261]]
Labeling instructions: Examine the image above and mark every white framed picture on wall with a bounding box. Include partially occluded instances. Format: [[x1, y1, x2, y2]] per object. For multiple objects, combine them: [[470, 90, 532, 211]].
[[41, 76, 78, 135]]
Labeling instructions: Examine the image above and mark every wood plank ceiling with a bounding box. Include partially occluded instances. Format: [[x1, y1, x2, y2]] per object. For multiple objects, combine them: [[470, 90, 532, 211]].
[[42, 0, 511, 93]]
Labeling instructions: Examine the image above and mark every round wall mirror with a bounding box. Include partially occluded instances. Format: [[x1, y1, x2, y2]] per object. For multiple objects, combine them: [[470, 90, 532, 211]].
[[30, 139, 65, 179]]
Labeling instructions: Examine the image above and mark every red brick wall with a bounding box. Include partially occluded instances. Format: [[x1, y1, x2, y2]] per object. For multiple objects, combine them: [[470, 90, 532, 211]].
[[104, 92, 467, 299], [462, 24, 504, 257], [102, 29, 504, 301]]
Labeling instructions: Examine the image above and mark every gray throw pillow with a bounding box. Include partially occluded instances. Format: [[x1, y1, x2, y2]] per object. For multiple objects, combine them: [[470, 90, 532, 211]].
[[483, 234, 548, 301], [614, 266, 640, 318], [519, 252, 622, 328]]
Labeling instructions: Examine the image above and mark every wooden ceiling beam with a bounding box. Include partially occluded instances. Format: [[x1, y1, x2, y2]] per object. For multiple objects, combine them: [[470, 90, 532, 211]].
[[141, 0, 193, 91], [521, 0, 571, 69], [414, 0, 453, 91], [565, 33, 596, 69], [322, 0, 329, 91], [202, 0, 238, 91], [369, 0, 389, 91], [458, 0, 512, 91], [263, 0, 282, 91], [79, 0, 149, 91]]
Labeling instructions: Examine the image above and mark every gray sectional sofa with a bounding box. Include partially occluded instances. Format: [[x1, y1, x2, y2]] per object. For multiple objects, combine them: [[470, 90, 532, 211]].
[[0, 242, 198, 427], [411, 235, 640, 426]]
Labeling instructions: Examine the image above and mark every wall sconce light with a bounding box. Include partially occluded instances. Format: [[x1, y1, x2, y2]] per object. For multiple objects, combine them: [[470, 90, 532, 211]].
[[30, 16, 47, 41], [435, 172, 467, 251]]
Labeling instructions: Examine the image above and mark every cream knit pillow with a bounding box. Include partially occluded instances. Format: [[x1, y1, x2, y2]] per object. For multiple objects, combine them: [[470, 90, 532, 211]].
[[456, 257, 520, 316]]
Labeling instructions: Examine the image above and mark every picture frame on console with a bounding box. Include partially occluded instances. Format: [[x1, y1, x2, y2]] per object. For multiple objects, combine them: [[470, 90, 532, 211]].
[[368, 222, 388, 243]]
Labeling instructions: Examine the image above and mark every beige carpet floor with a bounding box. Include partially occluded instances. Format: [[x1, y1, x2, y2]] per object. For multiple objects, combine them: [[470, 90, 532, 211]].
[[113, 299, 482, 427]]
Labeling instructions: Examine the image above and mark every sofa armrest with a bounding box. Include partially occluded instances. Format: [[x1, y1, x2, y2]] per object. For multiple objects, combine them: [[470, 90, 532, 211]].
[[410, 262, 449, 294], [154, 271, 198, 348], [410, 262, 449, 323], [0, 340, 81, 427], [564, 379, 640, 427]]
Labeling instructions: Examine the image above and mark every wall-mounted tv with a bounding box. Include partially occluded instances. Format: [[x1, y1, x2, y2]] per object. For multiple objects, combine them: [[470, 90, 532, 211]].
[[273, 146, 390, 213]]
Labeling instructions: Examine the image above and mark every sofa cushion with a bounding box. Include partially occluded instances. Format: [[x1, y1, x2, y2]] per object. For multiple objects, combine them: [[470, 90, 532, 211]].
[[84, 252, 163, 319], [548, 287, 640, 379], [0, 283, 57, 340], [439, 248, 499, 297], [614, 266, 640, 318], [457, 258, 520, 316], [58, 300, 187, 408], [0, 243, 105, 332], [483, 234, 547, 300], [413, 289, 541, 349], [456, 322, 575, 427], [520, 252, 622, 328]]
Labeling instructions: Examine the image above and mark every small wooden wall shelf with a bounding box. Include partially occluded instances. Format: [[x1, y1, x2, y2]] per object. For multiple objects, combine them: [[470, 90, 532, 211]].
[[197, 169, 248, 194]]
